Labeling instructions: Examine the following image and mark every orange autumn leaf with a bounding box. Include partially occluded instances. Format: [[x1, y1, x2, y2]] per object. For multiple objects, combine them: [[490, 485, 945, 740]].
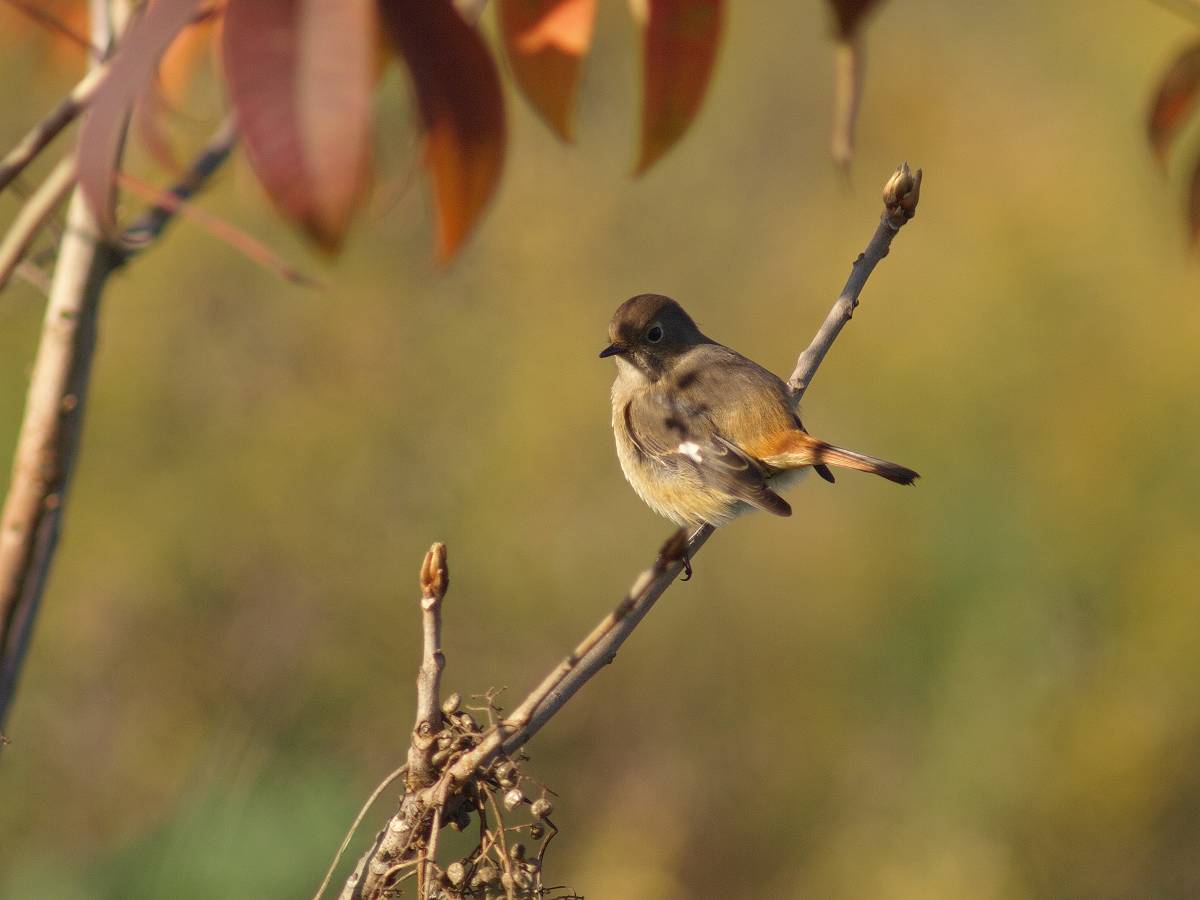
[[380, 0, 506, 260], [633, 0, 724, 175], [498, 0, 596, 141], [158, 12, 216, 106]]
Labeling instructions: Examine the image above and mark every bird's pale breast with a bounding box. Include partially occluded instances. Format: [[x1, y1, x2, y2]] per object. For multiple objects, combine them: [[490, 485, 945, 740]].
[[609, 352, 785, 527]]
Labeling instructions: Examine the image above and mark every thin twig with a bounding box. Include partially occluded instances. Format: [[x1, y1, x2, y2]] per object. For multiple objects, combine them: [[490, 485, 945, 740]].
[[442, 528, 700, 782], [312, 764, 409, 900], [482, 786, 516, 900], [0, 156, 77, 294], [787, 162, 922, 400], [409, 543, 448, 787], [421, 805, 442, 899], [112, 114, 315, 285], [336, 546, 451, 900], [118, 116, 238, 254], [0, 63, 108, 196], [415, 547, 448, 897]]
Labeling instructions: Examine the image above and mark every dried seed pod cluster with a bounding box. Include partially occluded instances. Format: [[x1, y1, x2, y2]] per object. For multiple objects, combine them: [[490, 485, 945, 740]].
[[417, 690, 579, 900]]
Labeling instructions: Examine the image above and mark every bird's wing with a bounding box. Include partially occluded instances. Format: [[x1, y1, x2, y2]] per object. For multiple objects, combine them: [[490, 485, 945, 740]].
[[625, 387, 791, 517], [678, 343, 836, 484]]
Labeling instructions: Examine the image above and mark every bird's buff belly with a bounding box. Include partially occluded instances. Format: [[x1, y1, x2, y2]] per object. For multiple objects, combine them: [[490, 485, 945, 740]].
[[613, 422, 806, 528]]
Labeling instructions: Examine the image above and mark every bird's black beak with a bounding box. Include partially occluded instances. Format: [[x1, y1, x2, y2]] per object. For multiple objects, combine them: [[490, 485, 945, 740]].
[[599, 344, 623, 358]]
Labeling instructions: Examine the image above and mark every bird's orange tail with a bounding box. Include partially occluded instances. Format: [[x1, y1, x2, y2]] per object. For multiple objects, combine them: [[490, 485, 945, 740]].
[[757, 432, 919, 485], [812, 442, 919, 485]]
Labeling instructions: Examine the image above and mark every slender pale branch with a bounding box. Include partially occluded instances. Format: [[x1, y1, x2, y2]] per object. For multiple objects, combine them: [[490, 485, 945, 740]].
[[0, 0, 116, 734], [337, 164, 922, 900], [409, 543, 448, 787], [0, 10, 241, 732], [0, 187, 114, 729], [335, 545, 451, 900], [0, 156, 77, 294], [0, 64, 108, 197], [448, 528, 697, 780], [787, 162, 922, 400]]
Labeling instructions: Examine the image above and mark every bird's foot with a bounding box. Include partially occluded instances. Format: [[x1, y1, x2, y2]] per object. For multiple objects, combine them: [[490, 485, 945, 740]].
[[680, 549, 693, 581]]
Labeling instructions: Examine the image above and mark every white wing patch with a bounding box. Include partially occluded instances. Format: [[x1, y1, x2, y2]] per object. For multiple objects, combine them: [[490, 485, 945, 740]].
[[678, 441, 703, 463]]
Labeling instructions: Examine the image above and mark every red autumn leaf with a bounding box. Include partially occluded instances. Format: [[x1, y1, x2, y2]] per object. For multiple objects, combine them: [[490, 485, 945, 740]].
[[826, 0, 883, 39], [77, 0, 204, 232], [498, 0, 596, 142], [222, 0, 376, 250], [1148, 41, 1200, 167], [633, 0, 725, 175], [379, 0, 506, 260]]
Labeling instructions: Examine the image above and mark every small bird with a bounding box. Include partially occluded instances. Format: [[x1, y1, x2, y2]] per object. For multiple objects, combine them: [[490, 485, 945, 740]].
[[602, 294, 917, 564]]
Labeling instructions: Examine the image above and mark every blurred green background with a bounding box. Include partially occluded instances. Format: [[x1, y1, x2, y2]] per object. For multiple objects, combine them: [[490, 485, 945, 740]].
[[3, 1, 1200, 897]]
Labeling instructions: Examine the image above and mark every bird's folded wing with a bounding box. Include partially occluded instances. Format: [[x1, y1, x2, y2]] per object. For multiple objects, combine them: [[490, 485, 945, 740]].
[[625, 391, 791, 517]]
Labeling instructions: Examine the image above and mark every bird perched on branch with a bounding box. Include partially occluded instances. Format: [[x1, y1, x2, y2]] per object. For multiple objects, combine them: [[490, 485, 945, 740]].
[[602, 294, 917, 571]]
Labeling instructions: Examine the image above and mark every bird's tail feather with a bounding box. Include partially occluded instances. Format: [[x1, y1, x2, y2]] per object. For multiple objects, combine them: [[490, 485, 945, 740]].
[[760, 433, 919, 485], [813, 442, 919, 485]]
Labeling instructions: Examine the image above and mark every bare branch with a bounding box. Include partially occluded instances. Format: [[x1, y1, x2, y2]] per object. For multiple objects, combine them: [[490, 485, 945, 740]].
[[335, 545, 452, 900], [410, 543, 448, 787], [0, 9, 241, 732], [0, 2, 118, 734], [449, 528, 699, 779], [787, 161, 922, 400], [0, 155, 76, 294]]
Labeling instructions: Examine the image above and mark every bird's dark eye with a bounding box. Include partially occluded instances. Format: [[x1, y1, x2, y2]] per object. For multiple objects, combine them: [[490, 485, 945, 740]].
[[646, 325, 664, 343]]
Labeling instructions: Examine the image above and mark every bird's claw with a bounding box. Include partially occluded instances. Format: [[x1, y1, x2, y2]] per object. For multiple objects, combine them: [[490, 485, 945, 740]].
[[680, 551, 693, 581]]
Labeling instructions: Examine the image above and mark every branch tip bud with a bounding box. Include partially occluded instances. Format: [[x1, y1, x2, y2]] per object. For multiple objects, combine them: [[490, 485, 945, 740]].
[[883, 162, 921, 226], [420, 541, 449, 605]]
